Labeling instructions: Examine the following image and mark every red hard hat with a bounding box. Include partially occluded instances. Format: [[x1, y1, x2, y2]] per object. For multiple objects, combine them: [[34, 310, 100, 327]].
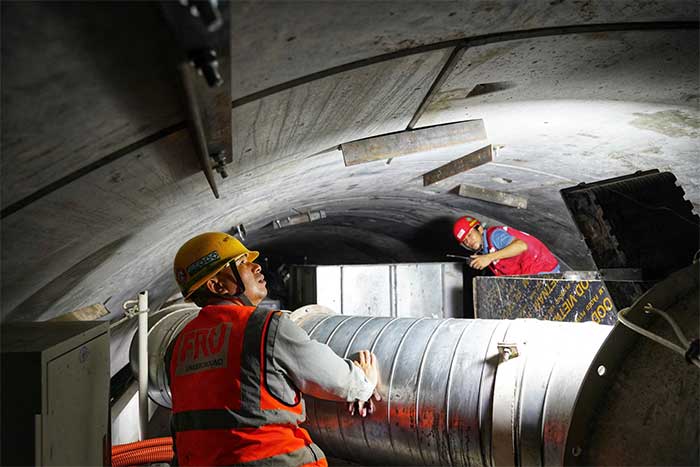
[[453, 216, 481, 242]]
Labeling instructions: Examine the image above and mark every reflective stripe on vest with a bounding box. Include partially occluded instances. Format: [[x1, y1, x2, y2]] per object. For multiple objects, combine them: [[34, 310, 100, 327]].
[[225, 443, 327, 467], [169, 305, 311, 466]]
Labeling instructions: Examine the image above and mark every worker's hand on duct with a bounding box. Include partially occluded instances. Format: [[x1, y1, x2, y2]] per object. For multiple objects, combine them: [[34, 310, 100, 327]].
[[348, 350, 381, 417], [347, 388, 382, 418], [353, 350, 379, 386]]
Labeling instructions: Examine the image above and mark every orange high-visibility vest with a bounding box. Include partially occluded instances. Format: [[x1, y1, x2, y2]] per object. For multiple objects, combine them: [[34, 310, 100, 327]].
[[169, 305, 328, 466]]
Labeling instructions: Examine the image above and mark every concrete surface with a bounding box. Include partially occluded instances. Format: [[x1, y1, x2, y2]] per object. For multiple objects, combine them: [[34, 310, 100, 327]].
[[231, 0, 698, 99], [1, 2, 184, 208], [0, 1, 698, 378]]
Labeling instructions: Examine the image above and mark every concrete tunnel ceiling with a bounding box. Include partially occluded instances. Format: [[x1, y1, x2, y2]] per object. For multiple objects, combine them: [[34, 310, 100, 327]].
[[1, 1, 698, 374]]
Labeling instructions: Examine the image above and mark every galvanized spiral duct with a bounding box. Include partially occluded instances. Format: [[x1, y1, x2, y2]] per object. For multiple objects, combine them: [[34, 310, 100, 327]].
[[131, 305, 611, 466], [291, 310, 611, 466], [129, 305, 200, 408]]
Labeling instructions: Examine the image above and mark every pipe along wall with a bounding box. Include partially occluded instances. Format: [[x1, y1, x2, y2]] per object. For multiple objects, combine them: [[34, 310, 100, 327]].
[[132, 307, 610, 466]]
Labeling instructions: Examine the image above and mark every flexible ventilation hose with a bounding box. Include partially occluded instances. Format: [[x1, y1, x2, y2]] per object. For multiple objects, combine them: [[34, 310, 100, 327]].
[[111, 438, 173, 466], [112, 446, 173, 467], [111, 436, 172, 456]]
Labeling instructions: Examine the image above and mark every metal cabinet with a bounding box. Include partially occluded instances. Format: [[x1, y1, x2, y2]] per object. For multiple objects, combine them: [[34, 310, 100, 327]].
[[290, 262, 465, 318], [1, 321, 110, 466]]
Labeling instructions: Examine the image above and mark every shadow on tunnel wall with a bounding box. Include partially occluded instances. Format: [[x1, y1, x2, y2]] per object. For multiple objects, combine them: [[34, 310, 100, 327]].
[[249, 222, 426, 265], [46, 1, 182, 117], [407, 215, 470, 261], [4, 235, 131, 322]]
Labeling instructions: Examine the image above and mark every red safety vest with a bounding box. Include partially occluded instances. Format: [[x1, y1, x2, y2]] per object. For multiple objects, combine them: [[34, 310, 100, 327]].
[[169, 305, 328, 467], [485, 226, 559, 276]]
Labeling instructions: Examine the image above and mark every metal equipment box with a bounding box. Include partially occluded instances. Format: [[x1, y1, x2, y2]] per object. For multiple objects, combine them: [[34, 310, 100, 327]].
[[1, 321, 110, 466], [290, 262, 465, 318]]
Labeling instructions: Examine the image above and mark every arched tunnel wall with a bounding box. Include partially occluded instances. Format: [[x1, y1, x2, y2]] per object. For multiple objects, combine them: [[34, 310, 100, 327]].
[[1, 2, 698, 378]]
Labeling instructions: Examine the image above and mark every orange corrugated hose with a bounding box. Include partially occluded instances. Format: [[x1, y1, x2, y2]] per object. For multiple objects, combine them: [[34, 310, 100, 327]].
[[112, 445, 173, 467], [111, 437, 174, 466], [111, 436, 172, 456]]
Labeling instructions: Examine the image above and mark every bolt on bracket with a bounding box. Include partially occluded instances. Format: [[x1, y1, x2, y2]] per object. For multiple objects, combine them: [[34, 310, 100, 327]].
[[210, 150, 229, 178], [497, 342, 520, 361]]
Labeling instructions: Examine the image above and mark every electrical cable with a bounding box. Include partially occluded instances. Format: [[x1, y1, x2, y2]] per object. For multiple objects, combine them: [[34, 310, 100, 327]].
[[617, 304, 700, 369], [644, 304, 691, 348], [617, 307, 685, 354]]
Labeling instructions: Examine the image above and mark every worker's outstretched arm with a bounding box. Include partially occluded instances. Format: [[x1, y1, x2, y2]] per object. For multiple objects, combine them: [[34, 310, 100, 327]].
[[470, 238, 528, 269], [270, 313, 376, 403]]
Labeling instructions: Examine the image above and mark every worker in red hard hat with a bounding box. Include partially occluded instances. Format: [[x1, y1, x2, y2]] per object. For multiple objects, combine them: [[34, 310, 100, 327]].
[[453, 216, 560, 275]]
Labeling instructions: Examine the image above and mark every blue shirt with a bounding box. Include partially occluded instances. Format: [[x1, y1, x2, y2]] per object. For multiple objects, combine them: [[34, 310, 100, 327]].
[[482, 227, 514, 254]]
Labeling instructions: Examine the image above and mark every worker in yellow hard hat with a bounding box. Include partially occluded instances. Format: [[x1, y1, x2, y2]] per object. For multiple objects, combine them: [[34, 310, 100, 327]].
[[173, 231, 265, 307], [168, 232, 380, 467]]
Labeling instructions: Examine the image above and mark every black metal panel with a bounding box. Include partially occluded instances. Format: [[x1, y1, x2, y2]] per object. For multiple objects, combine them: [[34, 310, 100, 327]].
[[1, 352, 41, 466], [560, 170, 700, 307], [560, 170, 699, 279], [474, 275, 617, 324]]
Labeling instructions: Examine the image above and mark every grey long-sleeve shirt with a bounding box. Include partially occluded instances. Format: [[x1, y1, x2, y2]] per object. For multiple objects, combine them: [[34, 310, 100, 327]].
[[264, 312, 376, 404]]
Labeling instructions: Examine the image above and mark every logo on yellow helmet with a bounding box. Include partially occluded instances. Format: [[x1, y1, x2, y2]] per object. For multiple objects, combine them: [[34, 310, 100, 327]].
[[186, 251, 221, 278]]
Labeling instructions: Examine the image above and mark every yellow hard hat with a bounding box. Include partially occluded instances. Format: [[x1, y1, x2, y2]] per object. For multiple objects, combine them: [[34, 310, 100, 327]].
[[173, 232, 259, 300]]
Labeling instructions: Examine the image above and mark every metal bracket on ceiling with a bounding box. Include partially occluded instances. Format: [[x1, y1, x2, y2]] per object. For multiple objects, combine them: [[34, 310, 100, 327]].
[[272, 210, 327, 229], [233, 223, 246, 240], [160, 0, 232, 199]]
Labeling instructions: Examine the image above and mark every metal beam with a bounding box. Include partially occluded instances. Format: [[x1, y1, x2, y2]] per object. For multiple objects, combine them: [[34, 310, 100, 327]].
[[165, 0, 232, 198], [422, 144, 492, 186], [454, 183, 528, 209], [406, 46, 466, 130], [341, 120, 486, 167], [181, 63, 221, 198], [0, 122, 187, 220]]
